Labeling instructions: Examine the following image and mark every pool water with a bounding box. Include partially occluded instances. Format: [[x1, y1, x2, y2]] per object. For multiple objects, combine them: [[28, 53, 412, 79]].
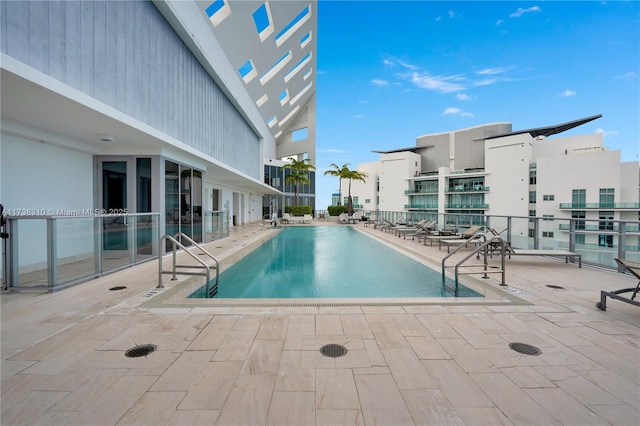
[[189, 226, 482, 298]]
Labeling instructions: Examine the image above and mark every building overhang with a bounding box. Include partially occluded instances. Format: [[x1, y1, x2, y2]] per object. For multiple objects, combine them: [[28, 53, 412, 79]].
[[478, 114, 603, 141]]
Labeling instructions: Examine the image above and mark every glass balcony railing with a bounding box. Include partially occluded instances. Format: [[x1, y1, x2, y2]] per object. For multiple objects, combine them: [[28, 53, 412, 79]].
[[445, 186, 489, 193], [404, 205, 438, 210], [445, 204, 489, 209], [559, 203, 640, 209], [404, 189, 438, 194], [558, 223, 640, 232]]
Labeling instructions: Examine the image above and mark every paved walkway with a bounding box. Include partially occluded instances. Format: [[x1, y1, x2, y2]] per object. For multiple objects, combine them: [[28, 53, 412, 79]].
[[2, 221, 639, 425]]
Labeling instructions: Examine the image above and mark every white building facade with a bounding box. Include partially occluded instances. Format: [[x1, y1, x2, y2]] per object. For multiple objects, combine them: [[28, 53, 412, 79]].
[[345, 116, 640, 264], [0, 0, 317, 288]]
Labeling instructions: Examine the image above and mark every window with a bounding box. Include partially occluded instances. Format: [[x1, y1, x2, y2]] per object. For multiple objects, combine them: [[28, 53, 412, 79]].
[[529, 210, 536, 217], [528, 229, 535, 238], [598, 211, 614, 248], [529, 170, 537, 185], [575, 234, 585, 244], [542, 231, 554, 238], [529, 191, 536, 203], [365, 199, 371, 204], [572, 211, 586, 230], [599, 188, 614, 208], [572, 189, 586, 207], [543, 194, 555, 201], [542, 214, 554, 221]]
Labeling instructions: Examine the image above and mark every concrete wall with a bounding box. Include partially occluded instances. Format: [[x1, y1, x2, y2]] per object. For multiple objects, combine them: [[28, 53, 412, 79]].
[[377, 152, 421, 212], [0, 0, 260, 179]]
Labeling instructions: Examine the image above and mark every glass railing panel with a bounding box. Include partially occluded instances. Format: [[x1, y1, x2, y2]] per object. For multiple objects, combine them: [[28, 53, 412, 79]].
[[54, 217, 97, 286], [15, 219, 49, 287], [204, 211, 230, 242], [101, 215, 132, 272], [135, 214, 158, 263]]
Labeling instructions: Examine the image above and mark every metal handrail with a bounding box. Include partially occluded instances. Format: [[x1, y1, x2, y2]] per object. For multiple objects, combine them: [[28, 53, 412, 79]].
[[158, 233, 219, 297], [442, 233, 507, 287]]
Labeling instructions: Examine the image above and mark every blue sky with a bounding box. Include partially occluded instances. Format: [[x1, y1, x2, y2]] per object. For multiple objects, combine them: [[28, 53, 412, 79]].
[[314, 0, 640, 209]]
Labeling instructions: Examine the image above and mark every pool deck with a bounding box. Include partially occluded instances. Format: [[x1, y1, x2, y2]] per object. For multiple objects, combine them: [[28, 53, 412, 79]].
[[2, 220, 639, 425]]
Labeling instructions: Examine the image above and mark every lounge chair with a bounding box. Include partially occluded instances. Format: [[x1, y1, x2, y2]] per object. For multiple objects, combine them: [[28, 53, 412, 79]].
[[422, 225, 482, 246], [484, 227, 582, 267], [364, 214, 377, 227], [303, 214, 313, 224], [338, 213, 348, 224], [396, 220, 436, 239], [596, 258, 640, 311]]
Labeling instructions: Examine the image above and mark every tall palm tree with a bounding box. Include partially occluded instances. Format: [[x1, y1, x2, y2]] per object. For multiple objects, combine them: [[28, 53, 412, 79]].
[[345, 169, 368, 207], [323, 163, 350, 205], [283, 158, 316, 205]]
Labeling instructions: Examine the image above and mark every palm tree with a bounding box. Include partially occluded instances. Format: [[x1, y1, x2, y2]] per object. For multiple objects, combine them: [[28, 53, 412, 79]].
[[323, 163, 350, 205], [344, 169, 367, 212], [283, 158, 316, 205]]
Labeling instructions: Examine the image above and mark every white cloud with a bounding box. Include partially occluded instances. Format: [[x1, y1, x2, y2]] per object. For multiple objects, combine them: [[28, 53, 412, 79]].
[[352, 114, 365, 119], [444, 107, 474, 117], [496, 19, 503, 26], [595, 128, 619, 138], [370, 79, 389, 87], [475, 66, 514, 75], [560, 89, 576, 97], [509, 6, 541, 18], [474, 78, 499, 87], [448, 10, 455, 18], [456, 93, 472, 101], [383, 59, 394, 67], [406, 71, 466, 93], [435, 16, 441, 21], [614, 72, 637, 79], [398, 60, 420, 71], [320, 148, 347, 154]]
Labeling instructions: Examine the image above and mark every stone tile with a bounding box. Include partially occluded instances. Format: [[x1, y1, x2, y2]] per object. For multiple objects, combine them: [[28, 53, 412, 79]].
[[465, 313, 511, 334], [569, 345, 640, 384], [382, 348, 438, 389], [230, 315, 264, 331], [1, 389, 68, 426], [211, 330, 257, 361], [587, 404, 640, 426], [216, 375, 276, 426], [1, 360, 38, 381], [150, 351, 215, 392], [577, 369, 640, 407], [354, 374, 414, 425], [256, 315, 289, 340], [316, 409, 365, 426], [363, 339, 386, 367], [178, 361, 243, 410], [300, 349, 336, 369], [275, 351, 315, 392], [453, 350, 498, 373], [532, 365, 580, 381], [316, 314, 344, 335], [525, 388, 607, 425], [117, 391, 186, 425], [266, 391, 315, 426], [284, 321, 315, 350], [469, 372, 560, 425], [341, 314, 374, 339], [552, 376, 624, 406], [240, 339, 284, 376], [414, 314, 461, 339], [401, 389, 464, 425], [166, 409, 220, 425], [186, 315, 238, 351], [316, 369, 360, 409], [368, 320, 411, 349], [501, 366, 556, 388], [50, 368, 129, 411], [454, 407, 513, 425], [390, 313, 424, 331], [335, 349, 372, 369], [563, 325, 639, 356], [526, 320, 593, 347], [424, 360, 493, 408], [352, 366, 391, 375]]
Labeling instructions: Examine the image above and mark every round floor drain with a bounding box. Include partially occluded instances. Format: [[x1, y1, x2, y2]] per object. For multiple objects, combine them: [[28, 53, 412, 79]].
[[546, 285, 565, 289], [125, 344, 157, 358], [320, 344, 348, 358], [509, 342, 542, 356], [109, 286, 127, 291]]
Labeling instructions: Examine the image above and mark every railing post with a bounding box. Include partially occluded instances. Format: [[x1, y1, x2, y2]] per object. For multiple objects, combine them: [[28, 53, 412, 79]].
[[157, 235, 164, 289], [617, 224, 626, 271], [47, 218, 57, 290], [569, 219, 576, 254]]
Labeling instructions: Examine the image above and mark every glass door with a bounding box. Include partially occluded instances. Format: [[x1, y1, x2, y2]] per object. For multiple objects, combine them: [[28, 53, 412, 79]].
[[100, 159, 132, 271]]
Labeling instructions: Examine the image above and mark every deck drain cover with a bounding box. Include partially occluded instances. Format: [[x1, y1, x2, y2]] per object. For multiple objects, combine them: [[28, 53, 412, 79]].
[[109, 286, 127, 291], [546, 285, 565, 289], [509, 342, 542, 356], [320, 344, 348, 358], [125, 344, 157, 358]]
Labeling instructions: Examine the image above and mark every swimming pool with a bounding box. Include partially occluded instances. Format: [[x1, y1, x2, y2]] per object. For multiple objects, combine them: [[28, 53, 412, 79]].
[[189, 226, 482, 298]]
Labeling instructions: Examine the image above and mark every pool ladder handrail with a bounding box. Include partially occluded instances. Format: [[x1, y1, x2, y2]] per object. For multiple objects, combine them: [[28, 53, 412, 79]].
[[441, 232, 507, 287], [158, 233, 219, 297]]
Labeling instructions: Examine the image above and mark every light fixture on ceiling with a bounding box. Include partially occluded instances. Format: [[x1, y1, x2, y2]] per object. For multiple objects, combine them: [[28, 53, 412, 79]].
[[97, 134, 115, 142]]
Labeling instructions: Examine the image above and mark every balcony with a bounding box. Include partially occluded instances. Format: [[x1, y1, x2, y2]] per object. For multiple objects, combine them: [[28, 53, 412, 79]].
[[405, 189, 438, 194], [445, 204, 489, 209], [559, 203, 640, 210], [558, 224, 640, 232], [404, 205, 438, 210], [445, 186, 489, 193]]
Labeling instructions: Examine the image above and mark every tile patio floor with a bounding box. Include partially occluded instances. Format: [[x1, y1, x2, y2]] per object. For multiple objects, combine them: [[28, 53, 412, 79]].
[[2, 221, 639, 425]]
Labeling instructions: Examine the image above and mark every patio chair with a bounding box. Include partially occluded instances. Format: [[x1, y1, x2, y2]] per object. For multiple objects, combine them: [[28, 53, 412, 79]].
[[597, 258, 640, 311], [303, 214, 313, 224], [395, 220, 434, 238], [282, 213, 292, 224], [338, 213, 348, 224], [422, 225, 482, 246], [364, 214, 377, 227]]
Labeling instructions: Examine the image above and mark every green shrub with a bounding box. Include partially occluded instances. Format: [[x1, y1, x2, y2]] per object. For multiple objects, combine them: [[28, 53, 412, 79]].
[[286, 205, 312, 216], [327, 205, 347, 216]]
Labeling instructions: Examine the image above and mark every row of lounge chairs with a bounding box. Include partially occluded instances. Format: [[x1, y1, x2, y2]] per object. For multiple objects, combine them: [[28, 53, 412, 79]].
[[371, 220, 583, 268], [281, 213, 312, 224]]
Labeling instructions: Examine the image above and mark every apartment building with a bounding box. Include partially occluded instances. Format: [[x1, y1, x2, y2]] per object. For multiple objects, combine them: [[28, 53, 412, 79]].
[[345, 115, 639, 254]]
